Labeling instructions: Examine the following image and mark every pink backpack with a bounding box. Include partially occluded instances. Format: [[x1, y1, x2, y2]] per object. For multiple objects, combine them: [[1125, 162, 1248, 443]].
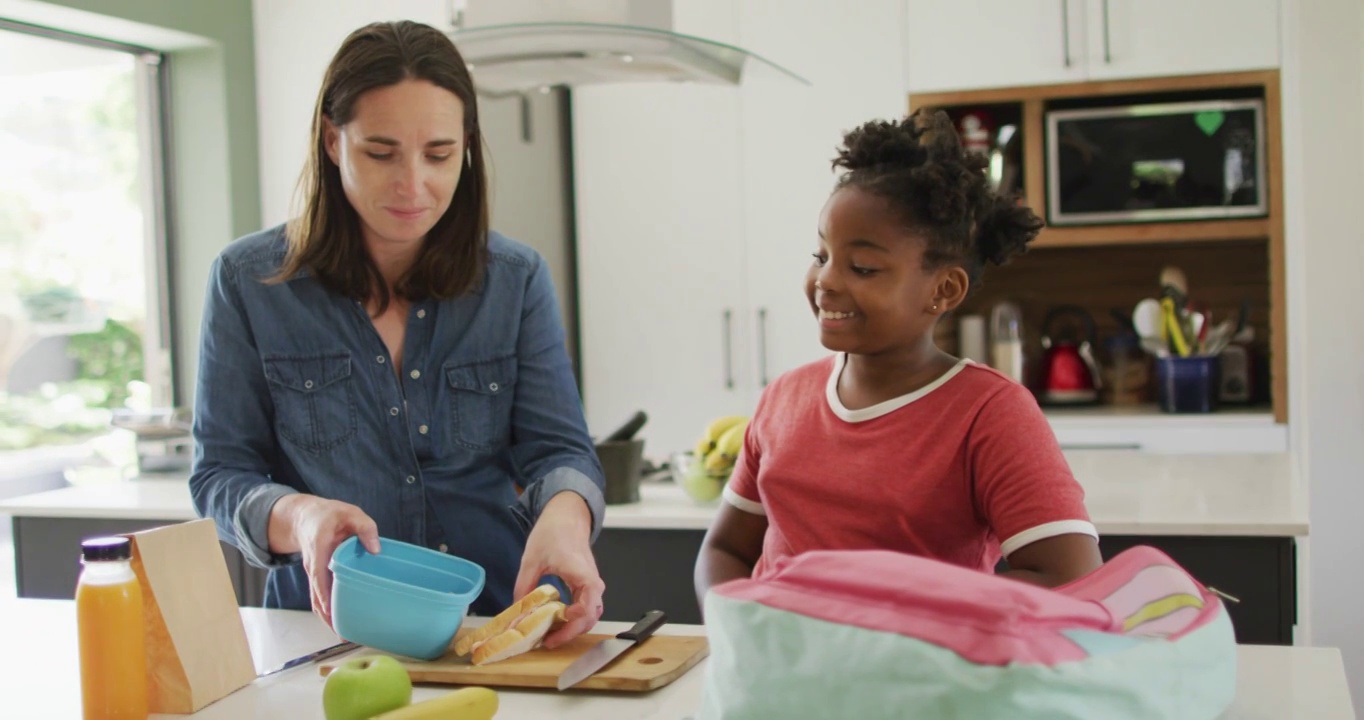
[[698, 545, 1236, 719]]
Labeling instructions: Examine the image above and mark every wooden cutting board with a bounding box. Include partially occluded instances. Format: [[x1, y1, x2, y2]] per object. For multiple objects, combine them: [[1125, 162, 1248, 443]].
[[320, 630, 708, 692]]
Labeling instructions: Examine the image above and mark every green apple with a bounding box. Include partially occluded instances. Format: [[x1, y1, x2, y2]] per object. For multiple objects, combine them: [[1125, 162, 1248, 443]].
[[322, 655, 413, 720], [683, 462, 725, 503]]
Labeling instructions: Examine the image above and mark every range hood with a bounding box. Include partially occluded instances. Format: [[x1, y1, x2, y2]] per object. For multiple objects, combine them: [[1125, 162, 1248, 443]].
[[446, 0, 808, 97]]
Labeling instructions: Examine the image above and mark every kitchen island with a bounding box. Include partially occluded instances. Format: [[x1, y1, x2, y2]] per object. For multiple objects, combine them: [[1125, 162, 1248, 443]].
[[1, 451, 1307, 642], [0, 598, 1351, 719]]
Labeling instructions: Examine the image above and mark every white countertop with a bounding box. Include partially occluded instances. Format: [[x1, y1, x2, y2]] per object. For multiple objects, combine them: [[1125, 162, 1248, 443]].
[[0, 598, 1350, 719], [0, 450, 1308, 536]]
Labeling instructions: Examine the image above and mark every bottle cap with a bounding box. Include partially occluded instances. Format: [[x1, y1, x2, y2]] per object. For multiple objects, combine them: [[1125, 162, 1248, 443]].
[[81, 536, 132, 562]]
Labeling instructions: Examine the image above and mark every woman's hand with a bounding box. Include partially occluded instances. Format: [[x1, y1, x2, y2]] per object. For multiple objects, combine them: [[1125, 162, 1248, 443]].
[[268, 494, 381, 627], [514, 491, 605, 649]]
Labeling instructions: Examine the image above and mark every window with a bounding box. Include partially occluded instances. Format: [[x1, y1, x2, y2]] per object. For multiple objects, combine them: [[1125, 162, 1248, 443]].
[[0, 21, 173, 480]]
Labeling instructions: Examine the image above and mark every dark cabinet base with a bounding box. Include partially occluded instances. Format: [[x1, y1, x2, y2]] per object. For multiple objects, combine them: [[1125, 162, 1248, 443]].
[[12, 516, 268, 607], [593, 528, 1297, 644]]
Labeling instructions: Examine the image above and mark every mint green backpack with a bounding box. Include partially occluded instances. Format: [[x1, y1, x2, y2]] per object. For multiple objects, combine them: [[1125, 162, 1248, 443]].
[[698, 545, 1236, 719]]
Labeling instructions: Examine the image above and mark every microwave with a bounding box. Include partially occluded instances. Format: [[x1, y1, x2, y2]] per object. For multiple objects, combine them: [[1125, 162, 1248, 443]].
[[1046, 99, 1267, 226]]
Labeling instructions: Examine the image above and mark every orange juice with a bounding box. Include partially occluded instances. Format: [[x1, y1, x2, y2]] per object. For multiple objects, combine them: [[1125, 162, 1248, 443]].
[[76, 537, 148, 720]]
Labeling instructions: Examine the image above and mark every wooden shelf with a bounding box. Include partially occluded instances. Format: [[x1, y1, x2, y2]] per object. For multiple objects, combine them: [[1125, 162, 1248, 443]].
[[908, 70, 1280, 109], [909, 69, 1288, 425], [1034, 218, 1272, 248]]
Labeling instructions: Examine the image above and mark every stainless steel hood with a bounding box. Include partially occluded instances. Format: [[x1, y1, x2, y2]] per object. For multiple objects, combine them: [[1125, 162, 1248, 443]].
[[446, 0, 808, 97]]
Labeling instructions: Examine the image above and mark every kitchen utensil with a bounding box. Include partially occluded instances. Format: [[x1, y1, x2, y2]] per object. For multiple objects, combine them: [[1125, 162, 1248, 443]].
[[602, 410, 648, 442], [321, 628, 708, 692], [557, 610, 667, 690], [328, 536, 486, 661], [1131, 298, 1163, 345], [1160, 296, 1192, 358], [260, 641, 358, 678], [595, 437, 645, 505], [1159, 265, 1188, 301], [1038, 305, 1101, 405]]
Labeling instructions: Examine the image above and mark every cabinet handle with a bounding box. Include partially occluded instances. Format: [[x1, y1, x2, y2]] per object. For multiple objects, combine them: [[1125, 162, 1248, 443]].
[[722, 309, 734, 390], [1060, 0, 1072, 67], [757, 308, 770, 387], [1101, 0, 1112, 63]]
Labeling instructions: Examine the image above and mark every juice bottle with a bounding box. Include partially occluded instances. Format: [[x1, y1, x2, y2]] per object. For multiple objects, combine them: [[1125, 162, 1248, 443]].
[[76, 536, 148, 720]]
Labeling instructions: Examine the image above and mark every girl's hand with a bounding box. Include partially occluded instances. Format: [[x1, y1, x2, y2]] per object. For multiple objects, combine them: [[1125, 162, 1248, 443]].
[[514, 492, 605, 649], [269, 494, 381, 627]]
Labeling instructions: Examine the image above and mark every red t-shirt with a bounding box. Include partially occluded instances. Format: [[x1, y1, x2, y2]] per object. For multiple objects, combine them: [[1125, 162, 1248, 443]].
[[724, 354, 1097, 579]]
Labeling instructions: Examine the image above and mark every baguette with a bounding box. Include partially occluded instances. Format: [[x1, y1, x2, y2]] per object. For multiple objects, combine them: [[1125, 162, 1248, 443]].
[[453, 584, 562, 658], [470, 600, 568, 665]]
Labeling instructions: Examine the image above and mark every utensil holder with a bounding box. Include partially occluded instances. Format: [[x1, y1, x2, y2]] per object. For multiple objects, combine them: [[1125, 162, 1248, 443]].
[[1154, 355, 1220, 413]]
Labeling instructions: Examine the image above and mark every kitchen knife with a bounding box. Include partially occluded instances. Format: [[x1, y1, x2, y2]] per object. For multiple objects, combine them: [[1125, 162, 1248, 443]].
[[555, 610, 666, 690], [259, 641, 358, 678]]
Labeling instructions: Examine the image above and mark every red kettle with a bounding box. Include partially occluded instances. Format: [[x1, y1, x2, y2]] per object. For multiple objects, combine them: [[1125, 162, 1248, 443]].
[[1039, 305, 1102, 405]]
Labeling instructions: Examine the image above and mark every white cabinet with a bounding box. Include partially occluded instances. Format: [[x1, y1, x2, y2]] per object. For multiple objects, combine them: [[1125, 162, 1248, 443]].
[[738, 0, 908, 387], [905, 0, 1087, 93], [572, 84, 752, 458], [1083, 0, 1280, 81], [574, 0, 906, 457], [905, 0, 1279, 93], [252, 0, 450, 227]]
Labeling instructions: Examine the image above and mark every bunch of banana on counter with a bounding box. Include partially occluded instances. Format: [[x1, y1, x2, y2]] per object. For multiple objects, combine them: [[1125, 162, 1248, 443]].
[[681, 415, 749, 503]]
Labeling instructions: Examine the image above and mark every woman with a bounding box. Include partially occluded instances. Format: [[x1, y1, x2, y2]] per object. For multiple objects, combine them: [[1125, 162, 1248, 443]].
[[190, 20, 605, 649]]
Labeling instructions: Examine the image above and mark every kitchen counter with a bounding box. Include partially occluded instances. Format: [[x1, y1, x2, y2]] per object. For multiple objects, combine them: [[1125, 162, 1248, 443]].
[[0, 598, 1351, 719], [0, 450, 1308, 536]]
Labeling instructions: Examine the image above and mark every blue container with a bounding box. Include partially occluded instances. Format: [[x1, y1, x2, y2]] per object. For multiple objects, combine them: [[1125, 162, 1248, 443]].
[[1154, 355, 1221, 413], [329, 536, 486, 660]]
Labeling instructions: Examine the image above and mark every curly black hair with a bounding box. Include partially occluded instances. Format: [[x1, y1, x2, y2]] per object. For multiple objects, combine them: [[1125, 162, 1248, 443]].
[[832, 108, 1042, 291]]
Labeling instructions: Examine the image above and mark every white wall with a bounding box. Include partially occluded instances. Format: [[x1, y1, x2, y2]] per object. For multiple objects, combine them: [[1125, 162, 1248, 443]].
[[1282, 0, 1364, 705]]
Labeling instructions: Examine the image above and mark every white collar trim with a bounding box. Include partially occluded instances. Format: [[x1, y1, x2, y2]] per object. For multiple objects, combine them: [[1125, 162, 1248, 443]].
[[825, 354, 971, 423]]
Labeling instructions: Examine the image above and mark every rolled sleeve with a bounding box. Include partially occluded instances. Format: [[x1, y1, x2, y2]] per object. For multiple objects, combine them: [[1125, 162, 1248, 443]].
[[236, 482, 302, 568], [520, 466, 606, 543]]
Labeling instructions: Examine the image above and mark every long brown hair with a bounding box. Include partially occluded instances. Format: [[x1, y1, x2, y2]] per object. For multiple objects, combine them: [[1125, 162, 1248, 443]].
[[274, 20, 489, 311]]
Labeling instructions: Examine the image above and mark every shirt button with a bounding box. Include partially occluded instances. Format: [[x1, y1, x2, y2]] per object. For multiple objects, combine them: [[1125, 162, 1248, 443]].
[[489, 382, 499, 392], [438, 543, 448, 553], [304, 380, 314, 389], [376, 356, 385, 364], [389, 407, 400, 416], [405, 475, 416, 484], [410, 369, 421, 380], [416, 309, 427, 319], [418, 424, 429, 435]]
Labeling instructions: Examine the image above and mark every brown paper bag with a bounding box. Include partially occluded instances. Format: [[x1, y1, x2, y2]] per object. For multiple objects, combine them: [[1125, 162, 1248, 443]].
[[125, 518, 256, 713]]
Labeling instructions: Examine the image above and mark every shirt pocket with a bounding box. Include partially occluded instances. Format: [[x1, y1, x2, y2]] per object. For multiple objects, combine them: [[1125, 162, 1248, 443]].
[[443, 356, 517, 452], [262, 353, 358, 453]]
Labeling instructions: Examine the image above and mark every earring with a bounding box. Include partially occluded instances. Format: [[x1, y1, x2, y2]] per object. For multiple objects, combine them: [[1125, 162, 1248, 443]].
[[465, 147, 473, 167], [931, 303, 939, 311]]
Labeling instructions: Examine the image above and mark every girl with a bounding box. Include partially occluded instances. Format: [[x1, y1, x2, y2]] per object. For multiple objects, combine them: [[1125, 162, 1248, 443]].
[[694, 109, 1102, 606]]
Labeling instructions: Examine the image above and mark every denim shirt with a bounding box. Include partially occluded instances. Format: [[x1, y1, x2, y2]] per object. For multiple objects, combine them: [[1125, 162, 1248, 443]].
[[188, 225, 605, 616]]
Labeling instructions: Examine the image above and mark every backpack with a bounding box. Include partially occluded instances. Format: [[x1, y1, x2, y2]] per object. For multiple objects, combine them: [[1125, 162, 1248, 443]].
[[697, 545, 1235, 719]]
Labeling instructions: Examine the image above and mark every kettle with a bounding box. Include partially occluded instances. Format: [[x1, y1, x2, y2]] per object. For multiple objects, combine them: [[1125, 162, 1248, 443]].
[[1039, 305, 1102, 405]]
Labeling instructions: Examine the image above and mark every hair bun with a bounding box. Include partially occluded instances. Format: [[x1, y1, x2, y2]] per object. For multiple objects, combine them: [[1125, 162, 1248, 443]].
[[973, 194, 1043, 267]]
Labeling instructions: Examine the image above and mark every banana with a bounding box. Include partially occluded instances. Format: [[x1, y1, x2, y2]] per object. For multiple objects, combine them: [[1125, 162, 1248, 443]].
[[694, 415, 748, 459], [703, 420, 747, 476], [370, 687, 499, 720]]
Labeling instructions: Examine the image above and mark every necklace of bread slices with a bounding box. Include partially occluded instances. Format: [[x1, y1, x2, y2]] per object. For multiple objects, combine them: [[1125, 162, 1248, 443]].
[[453, 584, 569, 666]]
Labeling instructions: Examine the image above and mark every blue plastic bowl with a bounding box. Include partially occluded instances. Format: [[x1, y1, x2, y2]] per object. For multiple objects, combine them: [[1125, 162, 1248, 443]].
[[329, 536, 486, 660]]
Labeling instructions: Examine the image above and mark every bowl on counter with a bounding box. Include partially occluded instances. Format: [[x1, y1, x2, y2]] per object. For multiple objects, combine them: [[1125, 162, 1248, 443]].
[[671, 451, 728, 505], [329, 536, 485, 660]]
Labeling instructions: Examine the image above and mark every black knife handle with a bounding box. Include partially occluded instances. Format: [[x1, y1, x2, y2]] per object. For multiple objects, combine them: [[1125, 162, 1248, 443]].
[[617, 610, 666, 642]]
